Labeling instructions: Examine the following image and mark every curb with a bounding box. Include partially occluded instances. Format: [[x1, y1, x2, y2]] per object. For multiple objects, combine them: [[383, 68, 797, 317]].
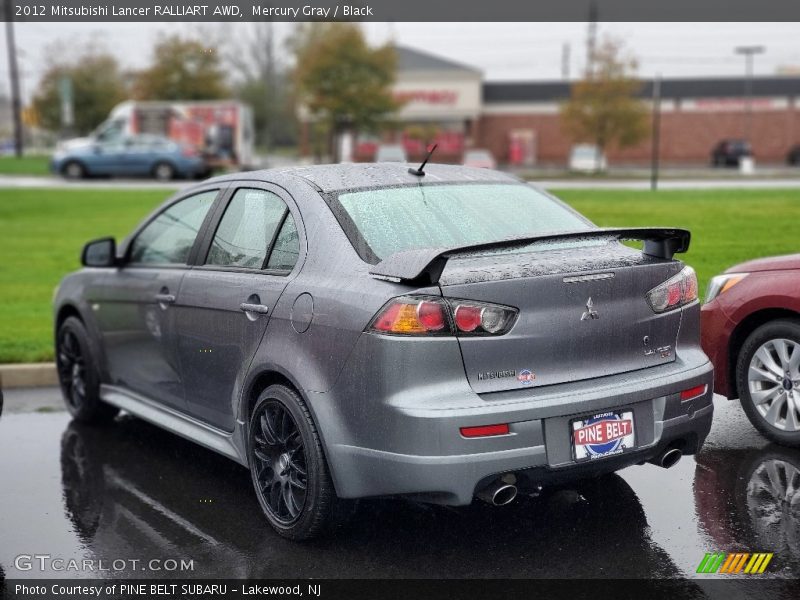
[[0, 363, 58, 389]]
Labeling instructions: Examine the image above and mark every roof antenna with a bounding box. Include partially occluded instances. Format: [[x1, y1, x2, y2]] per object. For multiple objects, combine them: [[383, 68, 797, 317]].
[[408, 143, 438, 177]]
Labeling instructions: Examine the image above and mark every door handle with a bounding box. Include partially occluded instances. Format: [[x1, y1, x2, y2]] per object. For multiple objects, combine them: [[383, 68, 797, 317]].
[[155, 293, 176, 304], [239, 302, 270, 315]]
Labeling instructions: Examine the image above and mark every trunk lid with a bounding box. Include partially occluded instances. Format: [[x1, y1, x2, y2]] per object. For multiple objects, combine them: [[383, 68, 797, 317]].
[[440, 241, 684, 394]]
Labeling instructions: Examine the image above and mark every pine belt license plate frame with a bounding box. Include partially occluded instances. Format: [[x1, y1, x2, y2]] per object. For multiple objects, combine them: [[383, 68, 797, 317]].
[[570, 409, 636, 462]]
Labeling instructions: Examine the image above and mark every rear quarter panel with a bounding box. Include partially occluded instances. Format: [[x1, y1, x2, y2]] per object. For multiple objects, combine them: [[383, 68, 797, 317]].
[[241, 178, 440, 404]]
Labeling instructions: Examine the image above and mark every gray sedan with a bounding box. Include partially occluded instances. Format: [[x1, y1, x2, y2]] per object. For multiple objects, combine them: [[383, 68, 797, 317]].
[[53, 163, 714, 539]]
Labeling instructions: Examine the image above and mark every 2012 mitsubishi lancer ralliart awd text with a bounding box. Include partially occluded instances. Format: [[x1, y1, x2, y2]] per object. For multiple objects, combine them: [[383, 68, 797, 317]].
[[53, 163, 714, 539]]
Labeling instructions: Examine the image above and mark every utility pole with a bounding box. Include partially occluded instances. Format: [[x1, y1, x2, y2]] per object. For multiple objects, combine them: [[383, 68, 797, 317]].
[[734, 45, 765, 143], [561, 42, 571, 80], [586, 0, 598, 77], [4, 0, 24, 157], [259, 20, 275, 168], [650, 75, 662, 192]]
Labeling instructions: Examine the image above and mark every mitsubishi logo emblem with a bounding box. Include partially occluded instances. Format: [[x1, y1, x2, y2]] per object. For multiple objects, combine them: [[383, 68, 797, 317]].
[[581, 297, 599, 321]]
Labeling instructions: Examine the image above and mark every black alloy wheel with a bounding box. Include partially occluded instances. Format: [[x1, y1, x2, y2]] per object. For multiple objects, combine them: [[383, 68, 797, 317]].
[[248, 385, 349, 540], [252, 400, 309, 523], [57, 328, 88, 412], [56, 317, 118, 423]]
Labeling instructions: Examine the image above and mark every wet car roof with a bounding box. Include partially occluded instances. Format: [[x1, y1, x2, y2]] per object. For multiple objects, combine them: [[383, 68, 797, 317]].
[[205, 162, 518, 193]]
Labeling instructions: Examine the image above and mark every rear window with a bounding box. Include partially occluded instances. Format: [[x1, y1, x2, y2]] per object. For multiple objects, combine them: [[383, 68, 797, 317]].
[[334, 183, 590, 262]]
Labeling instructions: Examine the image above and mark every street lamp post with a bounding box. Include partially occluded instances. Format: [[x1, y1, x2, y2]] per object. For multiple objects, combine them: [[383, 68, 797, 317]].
[[4, 0, 24, 157], [734, 45, 765, 144]]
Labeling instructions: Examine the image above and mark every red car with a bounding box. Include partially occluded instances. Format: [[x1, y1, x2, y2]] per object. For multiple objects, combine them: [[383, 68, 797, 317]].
[[701, 254, 800, 446]]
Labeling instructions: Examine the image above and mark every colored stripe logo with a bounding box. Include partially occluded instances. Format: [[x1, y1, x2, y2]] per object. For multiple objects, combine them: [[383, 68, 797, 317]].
[[697, 552, 773, 574]]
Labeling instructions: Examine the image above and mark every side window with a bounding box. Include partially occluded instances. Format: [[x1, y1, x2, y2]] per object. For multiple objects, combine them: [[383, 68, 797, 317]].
[[266, 214, 299, 271], [206, 188, 287, 269], [130, 190, 217, 265]]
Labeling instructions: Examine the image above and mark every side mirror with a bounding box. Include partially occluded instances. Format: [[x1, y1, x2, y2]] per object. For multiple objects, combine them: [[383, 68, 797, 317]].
[[92, 145, 103, 154], [81, 237, 117, 267]]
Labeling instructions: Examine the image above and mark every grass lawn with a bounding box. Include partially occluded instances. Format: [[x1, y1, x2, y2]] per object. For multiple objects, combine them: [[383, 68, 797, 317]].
[[0, 155, 52, 176], [0, 188, 169, 363], [0, 186, 798, 363], [558, 188, 800, 296]]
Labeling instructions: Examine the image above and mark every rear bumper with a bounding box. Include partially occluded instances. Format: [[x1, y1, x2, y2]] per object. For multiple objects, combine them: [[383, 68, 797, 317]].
[[315, 346, 714, 505]]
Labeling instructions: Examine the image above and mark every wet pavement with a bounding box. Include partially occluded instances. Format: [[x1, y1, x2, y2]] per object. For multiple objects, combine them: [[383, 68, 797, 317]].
[[0, 388, 798, 583]]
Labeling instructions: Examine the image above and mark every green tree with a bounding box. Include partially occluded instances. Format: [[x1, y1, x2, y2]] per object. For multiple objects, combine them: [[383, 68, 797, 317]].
[[560, 38, 649, 170], [31, 48, 126, 135], [290, 23, 400, 161], [134, 34, 229, 100]]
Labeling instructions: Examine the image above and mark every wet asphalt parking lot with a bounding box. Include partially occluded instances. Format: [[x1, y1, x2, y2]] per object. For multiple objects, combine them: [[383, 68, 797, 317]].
[[0, 388, 798, 587]]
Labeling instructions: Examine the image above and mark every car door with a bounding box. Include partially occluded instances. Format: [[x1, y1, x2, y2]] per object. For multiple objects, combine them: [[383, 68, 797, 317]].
[[173, 184, 302, 431], [117, 136, 154, 176], [88, 140, 126, 175], [92, 188, 222, 411]]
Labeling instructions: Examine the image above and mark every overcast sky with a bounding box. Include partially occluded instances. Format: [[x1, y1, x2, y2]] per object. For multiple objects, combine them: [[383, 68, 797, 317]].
[[2, 22, 799, 101]]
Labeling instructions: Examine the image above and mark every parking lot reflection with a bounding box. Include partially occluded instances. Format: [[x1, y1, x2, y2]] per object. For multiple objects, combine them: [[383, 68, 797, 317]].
[[59, 417, 705, 581], [694, 445, 800, 573]]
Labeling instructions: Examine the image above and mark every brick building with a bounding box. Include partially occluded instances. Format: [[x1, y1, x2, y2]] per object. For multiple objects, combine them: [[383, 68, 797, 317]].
[[299, 46, 800, 166], [483, 78, 800, 166]]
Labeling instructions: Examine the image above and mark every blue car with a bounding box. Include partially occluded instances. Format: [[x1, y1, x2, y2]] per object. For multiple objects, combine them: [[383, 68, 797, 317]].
[[51, 134, 210, 181]]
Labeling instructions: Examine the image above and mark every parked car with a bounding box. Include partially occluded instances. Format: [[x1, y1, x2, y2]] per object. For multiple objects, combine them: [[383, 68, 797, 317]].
[[568, 144, 607, 173], [374, 144, 407, 162], [0, 138, 15, 156], [701, 255, 800, 446], [463, 149, 496, 169], [787, 144, 800, 166], [54, 164, 713, 539], [51, 134, 210, 181], [711, 139, 752, 167]]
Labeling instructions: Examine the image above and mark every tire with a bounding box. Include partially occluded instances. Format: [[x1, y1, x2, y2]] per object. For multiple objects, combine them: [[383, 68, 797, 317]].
[[736, 319, 800, 447], [56, 316, 119, 424], [62, 161, 85, 180], [248, 384, 347, 540], [153, 162, 175, 181]]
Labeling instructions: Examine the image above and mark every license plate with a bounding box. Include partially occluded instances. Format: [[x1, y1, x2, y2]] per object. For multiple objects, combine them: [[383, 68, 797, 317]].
[[571, 410, 635, 461]]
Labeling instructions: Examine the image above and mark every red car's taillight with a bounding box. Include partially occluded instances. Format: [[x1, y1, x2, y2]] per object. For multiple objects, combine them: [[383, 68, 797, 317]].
[[646, 266, 698, 313], [367, 296, 517, 337]]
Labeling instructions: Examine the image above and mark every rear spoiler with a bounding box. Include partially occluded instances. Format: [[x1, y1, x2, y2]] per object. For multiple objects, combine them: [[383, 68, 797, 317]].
[[369, 227, 690, 285]]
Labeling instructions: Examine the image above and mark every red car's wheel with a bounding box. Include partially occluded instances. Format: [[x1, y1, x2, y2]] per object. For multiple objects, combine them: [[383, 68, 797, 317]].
[[736, 319, 800, 447]]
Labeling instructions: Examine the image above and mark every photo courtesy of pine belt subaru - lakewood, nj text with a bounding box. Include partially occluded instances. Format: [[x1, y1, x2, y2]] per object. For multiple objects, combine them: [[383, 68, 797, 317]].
[[53, 163, 714, 539]]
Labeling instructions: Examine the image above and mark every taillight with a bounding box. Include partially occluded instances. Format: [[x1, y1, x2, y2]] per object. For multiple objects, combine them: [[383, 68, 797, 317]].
[[182, 146, 198, 157], [450, 301, 516, 335], [369, 297, 448, 335], [646, 266, 698, 313], [367, 296, 517, 337]]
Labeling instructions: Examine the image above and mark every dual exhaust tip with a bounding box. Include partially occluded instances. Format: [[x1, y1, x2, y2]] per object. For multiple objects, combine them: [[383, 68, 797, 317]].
[[477, 448, 683, 506], [659, 447, 683, 469], [477, 478, 518, 506]]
